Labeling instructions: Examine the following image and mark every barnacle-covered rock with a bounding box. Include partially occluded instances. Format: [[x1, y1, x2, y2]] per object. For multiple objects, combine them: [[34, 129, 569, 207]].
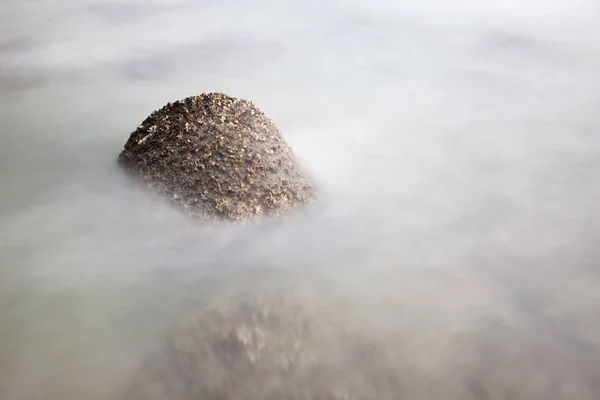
[[118, 92, 316, 221]]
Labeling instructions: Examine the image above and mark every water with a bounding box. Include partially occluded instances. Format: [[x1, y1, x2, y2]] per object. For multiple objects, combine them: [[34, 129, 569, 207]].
[[1, 1, 600, 399]]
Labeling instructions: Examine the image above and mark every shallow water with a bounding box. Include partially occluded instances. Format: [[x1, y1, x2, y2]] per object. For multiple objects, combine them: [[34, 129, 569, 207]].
[[1, 1, 600, 399]]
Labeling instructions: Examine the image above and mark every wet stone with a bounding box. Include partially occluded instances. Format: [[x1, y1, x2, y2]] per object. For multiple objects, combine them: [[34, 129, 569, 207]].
[[117, 92, 317, 222]]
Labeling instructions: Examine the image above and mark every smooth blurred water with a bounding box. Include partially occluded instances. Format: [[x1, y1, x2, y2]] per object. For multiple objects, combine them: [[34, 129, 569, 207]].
[[1, 1, 600, 399]]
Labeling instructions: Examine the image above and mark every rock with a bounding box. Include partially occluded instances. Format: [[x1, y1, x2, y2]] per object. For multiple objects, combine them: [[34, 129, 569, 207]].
[[123, 277, 401, 400], [118, 92, 317, 221]]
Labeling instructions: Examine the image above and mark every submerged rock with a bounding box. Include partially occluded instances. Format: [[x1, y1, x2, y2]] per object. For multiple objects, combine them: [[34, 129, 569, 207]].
[[118, 92, 316, 221], [124, 277, 399, 400]]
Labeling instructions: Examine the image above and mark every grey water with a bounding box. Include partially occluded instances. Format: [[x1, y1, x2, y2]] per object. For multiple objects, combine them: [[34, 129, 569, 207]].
[[1, 0, 600, 399]]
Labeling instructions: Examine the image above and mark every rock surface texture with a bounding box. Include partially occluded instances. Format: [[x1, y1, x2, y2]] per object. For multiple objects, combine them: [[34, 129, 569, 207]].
[[118, 92, 316, 221], [124, 278, 398, 400]]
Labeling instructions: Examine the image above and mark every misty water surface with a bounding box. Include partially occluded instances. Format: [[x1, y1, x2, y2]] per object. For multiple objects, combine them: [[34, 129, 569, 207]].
[[1, 1, 600, 399]]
